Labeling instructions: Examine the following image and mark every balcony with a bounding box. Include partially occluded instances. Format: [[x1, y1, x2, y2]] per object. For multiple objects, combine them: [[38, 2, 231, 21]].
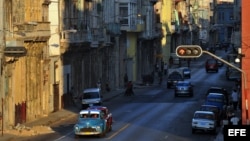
[[11, 22, 51, 42], [60, 28, 105, 48], [120, 23, 145, 32]]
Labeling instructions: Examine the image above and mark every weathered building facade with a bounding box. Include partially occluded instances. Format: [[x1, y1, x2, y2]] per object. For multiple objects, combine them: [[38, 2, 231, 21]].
[[0, 0, 51, 129], [60, 0, 161, 99]]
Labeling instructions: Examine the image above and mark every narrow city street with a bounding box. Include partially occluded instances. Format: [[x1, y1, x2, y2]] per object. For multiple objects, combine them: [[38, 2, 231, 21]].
[[1, 49, 237, 141]]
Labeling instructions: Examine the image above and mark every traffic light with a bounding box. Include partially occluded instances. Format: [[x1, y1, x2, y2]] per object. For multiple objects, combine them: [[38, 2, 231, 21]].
[[4, 46, 27, 57], [176, 45, 203, 58]]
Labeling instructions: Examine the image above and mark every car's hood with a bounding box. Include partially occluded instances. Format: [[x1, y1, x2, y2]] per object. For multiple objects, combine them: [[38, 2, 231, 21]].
[[192, 118, 214, 123], [82, 98, 101, 103], [204, 101, 224, 109]]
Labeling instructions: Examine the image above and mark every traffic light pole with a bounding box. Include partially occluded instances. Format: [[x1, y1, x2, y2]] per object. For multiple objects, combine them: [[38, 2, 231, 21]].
[[203, 50, 249, 125], [202, 50, 247, 89]]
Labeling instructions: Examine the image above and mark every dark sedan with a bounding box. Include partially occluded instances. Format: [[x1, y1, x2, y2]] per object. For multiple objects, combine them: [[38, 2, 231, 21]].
[[206, 87, 229, 105], [205, 58, 219, 73], [200, 104, 222, 126], [167, 71, 184, 88], [174, 81, 193, 97]]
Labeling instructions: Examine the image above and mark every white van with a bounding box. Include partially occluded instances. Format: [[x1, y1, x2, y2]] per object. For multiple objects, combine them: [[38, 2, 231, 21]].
[[81, 88, 102, 109]]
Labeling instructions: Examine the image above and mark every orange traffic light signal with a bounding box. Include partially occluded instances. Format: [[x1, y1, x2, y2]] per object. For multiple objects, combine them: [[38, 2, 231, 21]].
[[176, 45, 203, 58]]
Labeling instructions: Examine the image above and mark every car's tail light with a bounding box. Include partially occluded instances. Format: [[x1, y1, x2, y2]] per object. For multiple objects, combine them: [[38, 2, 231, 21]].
[[209, 123, 214, 125]]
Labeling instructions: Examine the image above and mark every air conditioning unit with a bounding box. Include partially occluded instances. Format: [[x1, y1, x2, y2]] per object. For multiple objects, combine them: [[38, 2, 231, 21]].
[[90, 41, 99, 48]]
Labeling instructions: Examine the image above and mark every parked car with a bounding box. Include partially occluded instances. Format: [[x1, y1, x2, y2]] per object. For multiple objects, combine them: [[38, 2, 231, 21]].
[[226, 69, 241, 81], [217, 56, 224, 67], [204, 93, 227, 111], [174, 81, 193, 97], [167, 71, 184, 88], [74, 107, 112, 138], [215, 42, 221, 50], [206, 87, 229, 105], [222, 42, 230, 49], [179, 67, 191, 78], [192, 111, 217, 134], [170, 53, 180, 65], [205, 58, 219, 73], [81, 88, 103, 109], [200, 105, 222, 126]]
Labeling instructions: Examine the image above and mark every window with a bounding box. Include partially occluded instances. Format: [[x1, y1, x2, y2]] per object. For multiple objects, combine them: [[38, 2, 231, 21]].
[[120, 3, 129, 25], [83, 92, 99, 99], [91, 114, 99, 118], [119, 2, 137, 26], [81, 114, 88, 118]]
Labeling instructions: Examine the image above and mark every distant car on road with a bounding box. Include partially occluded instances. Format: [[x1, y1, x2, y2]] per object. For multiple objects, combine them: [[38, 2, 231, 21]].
[[216, 56, 224, 67], [226, 69, 241, 81], [179, 67, 191, 79], [167, 71, 184, 88], [205, 58, 219, 73], [192, 111, 217, 134], [81, 88, 102, 109], [174, 81, 193, 97]]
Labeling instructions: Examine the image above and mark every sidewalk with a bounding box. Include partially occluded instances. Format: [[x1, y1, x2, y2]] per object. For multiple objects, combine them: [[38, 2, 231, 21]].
[[0, 84, 151, 141], [213, 109, 241, 141]]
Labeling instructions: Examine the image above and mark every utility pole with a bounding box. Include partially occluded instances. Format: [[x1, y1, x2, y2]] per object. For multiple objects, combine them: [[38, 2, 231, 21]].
[[0, 0, 4, 131], [186, 0, 193, 45]]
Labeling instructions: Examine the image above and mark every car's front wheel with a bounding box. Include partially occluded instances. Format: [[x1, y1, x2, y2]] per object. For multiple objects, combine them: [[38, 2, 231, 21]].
[[192, 129, 196, 134], [99, 131, 106, 137], [211, 129, 217, 134], [74, 134, 79, 138]]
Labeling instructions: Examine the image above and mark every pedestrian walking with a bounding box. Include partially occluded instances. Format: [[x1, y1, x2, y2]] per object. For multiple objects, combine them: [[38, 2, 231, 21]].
[[124, 73, 128, 88], [187, 58, 190, 67], [155, 63, 160, 72], [125, 81, 134, 96], [70, 86, 75, 106], [169, 56, 173, 67], [163, 63, 168, 75], [97, 79, 101, 90], [161, 60, 164, 72], [230, 113, 240, 125], [158, 71, 163, 85], [231, 89, 239, 110]]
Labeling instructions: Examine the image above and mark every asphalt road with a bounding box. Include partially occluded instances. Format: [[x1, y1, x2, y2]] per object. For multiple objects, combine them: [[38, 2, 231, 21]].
[[15, 49, 235, 141]]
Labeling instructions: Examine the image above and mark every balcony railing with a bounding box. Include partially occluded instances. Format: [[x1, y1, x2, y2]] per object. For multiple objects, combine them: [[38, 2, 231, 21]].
[[9, 22, 51, 41], [60, 28, 105, 45]]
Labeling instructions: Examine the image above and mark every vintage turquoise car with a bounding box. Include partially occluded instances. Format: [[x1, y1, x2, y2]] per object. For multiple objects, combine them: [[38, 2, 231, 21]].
[[74, 107, 112, 138]]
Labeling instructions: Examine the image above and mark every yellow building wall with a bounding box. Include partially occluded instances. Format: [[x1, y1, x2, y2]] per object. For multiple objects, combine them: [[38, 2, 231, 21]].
[[127, 32, 137, 81], [160, 0, 173, 63]]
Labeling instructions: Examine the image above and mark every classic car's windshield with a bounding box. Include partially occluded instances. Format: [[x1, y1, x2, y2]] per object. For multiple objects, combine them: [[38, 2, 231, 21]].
[[207, 98, 223, 103], [83, 92, 99, 99], [80, 113, 99, 118], [194, 113, 214, 120], [177, 82, 190, 86], [168, 72, 182, 79], [80, 114, 89, 118], [201, 106, 219, 113]]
